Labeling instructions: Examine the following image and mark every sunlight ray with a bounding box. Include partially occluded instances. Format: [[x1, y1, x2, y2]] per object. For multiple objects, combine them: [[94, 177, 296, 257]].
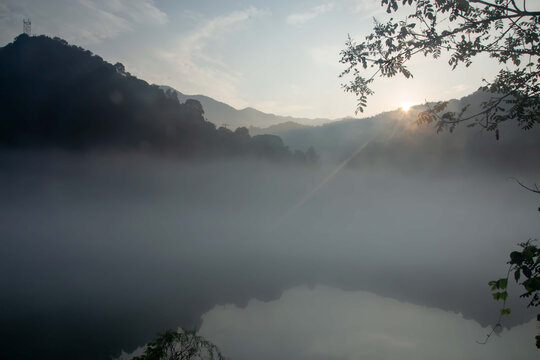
[[271, 120, 403, 230]]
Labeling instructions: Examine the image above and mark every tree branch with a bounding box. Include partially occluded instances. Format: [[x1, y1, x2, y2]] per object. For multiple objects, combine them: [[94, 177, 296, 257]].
[[469, 0, 540, 15], [509, 177, 540, 194], [477, 266, 513, 345]]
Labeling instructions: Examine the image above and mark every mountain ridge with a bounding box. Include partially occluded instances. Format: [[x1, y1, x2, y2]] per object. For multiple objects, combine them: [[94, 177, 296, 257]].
[[161, 82, 539, 172], [160, 85, 334, 129], [0, 34, 313, 162]]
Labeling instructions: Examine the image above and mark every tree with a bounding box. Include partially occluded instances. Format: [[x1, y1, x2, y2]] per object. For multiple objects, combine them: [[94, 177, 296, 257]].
[[340, 0, 539, 348], [132, 329, 227, 360], [339, 0, 540, 133]]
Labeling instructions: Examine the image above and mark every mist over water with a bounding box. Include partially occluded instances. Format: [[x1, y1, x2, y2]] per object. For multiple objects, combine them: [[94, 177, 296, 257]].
[[1, 151, 538, 359], [199, 286, 539, 360]]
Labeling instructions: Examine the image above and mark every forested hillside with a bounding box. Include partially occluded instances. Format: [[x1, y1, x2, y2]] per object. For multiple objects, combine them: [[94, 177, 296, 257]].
[[0, 35, 309, 162]]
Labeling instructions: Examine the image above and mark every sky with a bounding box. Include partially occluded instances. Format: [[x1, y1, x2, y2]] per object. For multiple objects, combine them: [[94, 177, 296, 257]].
[[0, 0, 507, 119]]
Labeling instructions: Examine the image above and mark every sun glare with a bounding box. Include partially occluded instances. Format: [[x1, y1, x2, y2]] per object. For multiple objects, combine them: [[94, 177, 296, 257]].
[[400, 102, 413, 112]]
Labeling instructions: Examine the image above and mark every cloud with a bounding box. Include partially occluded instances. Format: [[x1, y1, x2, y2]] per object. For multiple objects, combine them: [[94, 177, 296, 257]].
[[184, 7, 263, 44], [350, 0, 386, 17], [100, 0, 167, 25], [287, 3, 335, 25], [200, 285, 538, 360], [73, 0, 168, 43], [310, 45, 342, 68], [0, 0, 167, 45], [73, 0, 133, 43], [176, 7, 264, 67], [153, 8, 266, 108]]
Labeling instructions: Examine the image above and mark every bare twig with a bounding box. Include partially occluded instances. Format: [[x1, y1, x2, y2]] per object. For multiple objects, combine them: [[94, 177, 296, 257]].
[[509, 177, 540, 194]]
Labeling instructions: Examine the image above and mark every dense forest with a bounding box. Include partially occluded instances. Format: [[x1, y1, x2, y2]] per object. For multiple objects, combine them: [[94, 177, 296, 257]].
[[0, 35, 314, 162]]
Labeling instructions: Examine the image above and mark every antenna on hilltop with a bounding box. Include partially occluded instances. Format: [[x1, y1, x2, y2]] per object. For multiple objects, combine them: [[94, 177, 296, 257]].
[[23, 18, 31, 36]]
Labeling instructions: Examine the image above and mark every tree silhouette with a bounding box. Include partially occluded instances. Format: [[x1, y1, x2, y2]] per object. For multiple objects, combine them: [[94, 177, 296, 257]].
[[340, 0, 540, 133], [340, 0, 540, 348], [0, 34, 312, 162], [131, 329, 227, 360]]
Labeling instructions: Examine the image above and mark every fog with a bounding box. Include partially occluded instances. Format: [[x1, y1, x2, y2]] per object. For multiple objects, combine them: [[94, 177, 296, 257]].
[[0, 151, 538, 359]]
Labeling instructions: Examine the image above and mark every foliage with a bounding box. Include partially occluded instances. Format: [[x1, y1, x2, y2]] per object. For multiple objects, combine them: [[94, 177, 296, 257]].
[[489, 240, 540, 310], [0, 35, 312, 162], [482, 240, 540, 348], [506, 240, 540, 307], [340, 1, 540, 348], [340, 0, 540, 133], [133, 329, 227, 360]]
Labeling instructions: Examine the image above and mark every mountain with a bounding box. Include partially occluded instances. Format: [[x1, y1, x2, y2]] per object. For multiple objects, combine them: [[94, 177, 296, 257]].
[[251, 93, 540, 172], [0, 34, 310, 162], [248, 121, 308, 136], [3, 34, 535, 172], [161, 77, 539, 172], [160, 85, 332, 129]]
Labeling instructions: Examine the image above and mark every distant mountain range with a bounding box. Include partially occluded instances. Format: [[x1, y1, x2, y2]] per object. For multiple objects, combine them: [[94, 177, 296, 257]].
[[1, 34, 537, 172], [160, 82, 539, 173], [248, 121, 309, 136], [160, 85, 332, 129], [237, 93, 540, 172]]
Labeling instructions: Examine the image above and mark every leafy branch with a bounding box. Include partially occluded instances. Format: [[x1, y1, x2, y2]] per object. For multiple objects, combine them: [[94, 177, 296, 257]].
[[476, 266, 512, 344], [480, 239, 540, 348], [340, 0, 540, 133]]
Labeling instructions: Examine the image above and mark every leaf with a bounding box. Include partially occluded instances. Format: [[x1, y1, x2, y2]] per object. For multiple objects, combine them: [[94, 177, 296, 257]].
[[509, 251, 523, 264], [500, 308, 511, 315], [522, 245, 533, 257], [531, 278, 540, 291], [523, 279, 534, 292]]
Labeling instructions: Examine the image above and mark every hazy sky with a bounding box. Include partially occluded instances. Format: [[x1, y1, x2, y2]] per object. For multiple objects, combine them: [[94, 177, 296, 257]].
[[0, 0, 514, 119]]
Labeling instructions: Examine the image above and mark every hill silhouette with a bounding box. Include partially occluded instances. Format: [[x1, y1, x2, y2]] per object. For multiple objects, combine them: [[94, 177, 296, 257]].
[[0, 34, 309, 162], [160, 85, 331, 129], [252, 93, 540, 173]]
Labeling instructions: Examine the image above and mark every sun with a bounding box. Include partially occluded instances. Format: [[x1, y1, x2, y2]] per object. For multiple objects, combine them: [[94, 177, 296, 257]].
[[400, 102, 414, 112]]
